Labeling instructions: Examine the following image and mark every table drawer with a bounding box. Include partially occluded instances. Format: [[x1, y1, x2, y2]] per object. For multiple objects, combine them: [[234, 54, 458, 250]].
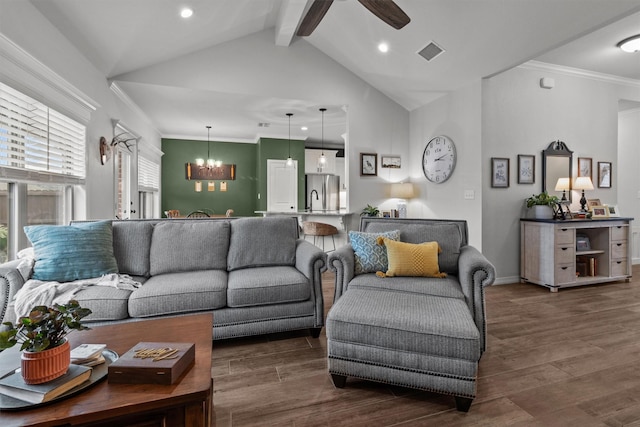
[[611, 259, 628, 277], [555, 263, 575, 284], [555, 227, 574, 245], [611, 225, 628, 241], [611, 242, 628, 259], [555, 245, 575, 263]]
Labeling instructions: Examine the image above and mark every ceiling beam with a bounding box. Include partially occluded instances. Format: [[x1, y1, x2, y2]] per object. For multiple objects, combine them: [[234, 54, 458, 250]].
[[275, 0, 311, 46]]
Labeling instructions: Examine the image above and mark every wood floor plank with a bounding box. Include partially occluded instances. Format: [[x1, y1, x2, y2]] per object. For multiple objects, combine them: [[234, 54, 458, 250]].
[[210, 266, 640, 426]]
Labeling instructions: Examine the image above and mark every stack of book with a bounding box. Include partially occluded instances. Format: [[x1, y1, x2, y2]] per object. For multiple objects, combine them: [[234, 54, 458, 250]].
[[0, 364, 91, 404], [71, 343, 107, 367]]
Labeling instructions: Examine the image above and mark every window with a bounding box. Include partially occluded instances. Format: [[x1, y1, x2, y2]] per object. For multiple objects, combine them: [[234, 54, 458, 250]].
[[0, 82, 85, 180], [138, 156, 160, 219]]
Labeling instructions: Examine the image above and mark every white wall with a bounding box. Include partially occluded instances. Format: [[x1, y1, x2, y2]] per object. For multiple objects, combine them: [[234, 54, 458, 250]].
[[408, 83, 483, 248], [112, 29, 410, 230], [619, 108, 640, 230], [0, 1, 162, 219], [482, 64, 640, 282]]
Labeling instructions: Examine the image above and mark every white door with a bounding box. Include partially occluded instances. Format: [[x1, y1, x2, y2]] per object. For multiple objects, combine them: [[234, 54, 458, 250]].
[[267, 159, 298, 212]]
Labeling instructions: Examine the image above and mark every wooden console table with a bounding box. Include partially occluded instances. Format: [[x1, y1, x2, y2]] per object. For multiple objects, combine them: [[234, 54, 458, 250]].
[[520, 218, 633, 292], [0, 313, 213, 427]]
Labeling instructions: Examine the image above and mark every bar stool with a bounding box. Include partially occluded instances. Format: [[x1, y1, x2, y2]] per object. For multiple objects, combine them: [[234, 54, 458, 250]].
[[302, 221, 339, 252]]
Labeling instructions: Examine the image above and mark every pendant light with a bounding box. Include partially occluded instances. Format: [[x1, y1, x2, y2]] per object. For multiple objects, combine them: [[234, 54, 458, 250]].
[[205, 125, 216, 168], [286, 113, 294, 167], [318, 108, 327, 168]]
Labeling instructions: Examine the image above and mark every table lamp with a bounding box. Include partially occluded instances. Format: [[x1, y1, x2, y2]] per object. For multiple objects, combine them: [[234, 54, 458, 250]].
[[573, 176, 594, 212], [554, 177, 570, 202], [390, 182, 415, 218]]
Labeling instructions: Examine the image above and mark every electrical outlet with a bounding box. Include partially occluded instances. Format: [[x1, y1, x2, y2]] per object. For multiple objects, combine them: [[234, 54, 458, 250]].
[[464, 190, 475, 200]]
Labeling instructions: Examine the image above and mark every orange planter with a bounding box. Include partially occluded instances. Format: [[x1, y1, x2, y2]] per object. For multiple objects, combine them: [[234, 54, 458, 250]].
[[21, 339, 70, 384]]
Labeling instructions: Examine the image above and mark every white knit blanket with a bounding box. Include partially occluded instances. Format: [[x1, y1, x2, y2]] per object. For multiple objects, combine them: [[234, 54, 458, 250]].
[[14, 274, 141, 319]]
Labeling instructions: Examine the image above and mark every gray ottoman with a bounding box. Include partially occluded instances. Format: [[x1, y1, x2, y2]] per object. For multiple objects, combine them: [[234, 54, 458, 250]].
[[326, 288, 481, 412]]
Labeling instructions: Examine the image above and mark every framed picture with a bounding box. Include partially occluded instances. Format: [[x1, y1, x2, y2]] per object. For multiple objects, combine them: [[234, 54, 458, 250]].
[[360, 153, 377, 176], [587, 199, 602, 210], [381, 156, 401, 169], [382, 211, 391, 218], [578, 157, 592, 179], [591, 205, 609, 218], [607, 204, 620, 217], [598, 161, 612, 188], [491, 158, 510, 188], [517, 154, 535, 184]]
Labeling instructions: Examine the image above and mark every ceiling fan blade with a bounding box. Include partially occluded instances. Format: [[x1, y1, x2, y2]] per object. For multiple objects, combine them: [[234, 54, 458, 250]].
[[357, 0, 411, 30], [297, 0, 334, 37]]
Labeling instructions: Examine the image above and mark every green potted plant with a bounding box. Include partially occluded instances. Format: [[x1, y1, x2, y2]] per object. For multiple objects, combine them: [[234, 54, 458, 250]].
[[361, 204, 380, 217], [0, 300, 92, 384], [525, 192, 559, 219]]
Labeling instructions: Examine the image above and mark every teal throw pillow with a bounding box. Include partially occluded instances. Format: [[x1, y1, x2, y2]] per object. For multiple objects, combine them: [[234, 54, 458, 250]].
[[24, 221, 118, 282], [349, 230, 400, 275]]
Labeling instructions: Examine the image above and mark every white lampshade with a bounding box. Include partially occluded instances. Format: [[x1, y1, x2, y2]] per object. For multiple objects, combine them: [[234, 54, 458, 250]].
[[574, 176, 594, 191], [390, 183, 416, 199], [554, 177, 570, 191]]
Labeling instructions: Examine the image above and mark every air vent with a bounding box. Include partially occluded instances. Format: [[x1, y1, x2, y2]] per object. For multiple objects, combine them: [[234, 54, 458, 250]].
[[258, 122, 270, 128], [418, 41, 444, 62]]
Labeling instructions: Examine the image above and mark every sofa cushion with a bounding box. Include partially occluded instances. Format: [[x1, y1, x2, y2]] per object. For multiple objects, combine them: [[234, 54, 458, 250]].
[[348, 273, 465, 299], [349, 230, 400, 275], [227, 217, 298, 271], [150, 220, 230, 276], [377, 238, 446, 278], [327, 289, 480, 362], [24, 220, 118, 282], [74, 286, 133, 322], [128, 270, 227, 317], [227, 266, 311, 307], [363, 223, 462, 274], [113, 221, 154, 277]]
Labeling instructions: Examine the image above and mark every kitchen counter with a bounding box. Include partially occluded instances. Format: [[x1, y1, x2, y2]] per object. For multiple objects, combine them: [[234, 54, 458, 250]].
[[255, 210, 356, 232]]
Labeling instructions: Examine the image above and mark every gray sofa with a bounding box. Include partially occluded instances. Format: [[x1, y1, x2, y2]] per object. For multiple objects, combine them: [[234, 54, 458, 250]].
[[0, 216, 327, 340], [326, 217, 495, 412]]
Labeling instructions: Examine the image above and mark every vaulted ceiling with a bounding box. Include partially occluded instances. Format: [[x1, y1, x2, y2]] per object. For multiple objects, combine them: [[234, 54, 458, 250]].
[[29, 0, 640, 143]]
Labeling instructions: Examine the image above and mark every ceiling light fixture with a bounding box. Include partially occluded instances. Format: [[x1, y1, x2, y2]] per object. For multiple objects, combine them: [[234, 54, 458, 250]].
[[286, 113, 294, 167], [318, 108, 327, 169], [301, 126, 308, 131], [618, 34, 640, 53], [180, 8, 193, 18], [378, 42, 389, 53]]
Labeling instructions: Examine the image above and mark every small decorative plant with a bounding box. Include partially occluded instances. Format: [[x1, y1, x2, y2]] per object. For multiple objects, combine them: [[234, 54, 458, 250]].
[[361, 204, 380, 217], [525, 192, 559, 208], [0, 300, 92, 352]]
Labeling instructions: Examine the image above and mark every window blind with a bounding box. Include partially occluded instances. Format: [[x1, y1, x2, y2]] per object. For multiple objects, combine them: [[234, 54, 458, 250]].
[[0, 82, 85, 180], [138, 155, 160, 191]]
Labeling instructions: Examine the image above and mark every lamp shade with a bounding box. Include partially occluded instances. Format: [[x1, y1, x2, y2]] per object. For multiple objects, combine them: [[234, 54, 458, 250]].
[[574, 176, 594, 191], [390, 183, 416, 199], [554, 177, 570, 191]]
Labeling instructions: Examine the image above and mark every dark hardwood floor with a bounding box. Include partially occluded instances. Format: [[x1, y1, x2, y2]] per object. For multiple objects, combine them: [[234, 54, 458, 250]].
[[212, 266, 640, 426]]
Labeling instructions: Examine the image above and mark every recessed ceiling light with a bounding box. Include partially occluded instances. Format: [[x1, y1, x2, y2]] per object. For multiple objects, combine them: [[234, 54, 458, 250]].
[[618, 34, 640, 53], [378, 42, 389, 53], [180, 8, 193, 18], [301, 126, 308, 131]]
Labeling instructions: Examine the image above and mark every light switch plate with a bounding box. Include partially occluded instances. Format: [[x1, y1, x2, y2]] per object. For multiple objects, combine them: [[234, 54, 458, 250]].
[[464, 190, 475, 200]]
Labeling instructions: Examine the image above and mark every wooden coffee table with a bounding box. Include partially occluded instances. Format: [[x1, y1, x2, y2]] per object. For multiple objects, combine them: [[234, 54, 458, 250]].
[[0, 313, 213, 427]]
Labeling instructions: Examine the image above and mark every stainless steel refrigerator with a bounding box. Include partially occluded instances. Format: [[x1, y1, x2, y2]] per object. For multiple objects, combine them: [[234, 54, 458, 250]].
[[305, 174, 340, 211]]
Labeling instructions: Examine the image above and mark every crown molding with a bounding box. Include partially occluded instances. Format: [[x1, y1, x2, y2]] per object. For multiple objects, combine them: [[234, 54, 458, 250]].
[[520, 60, 640, 88], [109, 81, 161, 134]]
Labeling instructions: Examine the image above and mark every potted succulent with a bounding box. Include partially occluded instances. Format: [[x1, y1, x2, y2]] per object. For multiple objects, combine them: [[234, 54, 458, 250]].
[[361, 204, 380, 217], [525, 192, 559, 219], [0, 300, 92, 384]]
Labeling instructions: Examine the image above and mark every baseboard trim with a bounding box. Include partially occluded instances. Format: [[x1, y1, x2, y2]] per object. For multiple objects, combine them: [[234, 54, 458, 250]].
[[492, 276, 521, 285]]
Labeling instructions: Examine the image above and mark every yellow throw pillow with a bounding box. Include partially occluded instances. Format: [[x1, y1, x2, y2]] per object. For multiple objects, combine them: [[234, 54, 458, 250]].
[[375, 237, 446, 278]]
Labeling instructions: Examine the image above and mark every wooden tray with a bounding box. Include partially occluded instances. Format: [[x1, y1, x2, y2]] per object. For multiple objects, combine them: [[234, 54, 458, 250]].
[[0, 349, 118, 411]]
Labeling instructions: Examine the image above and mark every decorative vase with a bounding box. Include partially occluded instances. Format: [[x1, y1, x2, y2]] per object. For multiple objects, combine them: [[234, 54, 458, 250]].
[[21, 339, 70, 384], [530, 205, 553, 220]]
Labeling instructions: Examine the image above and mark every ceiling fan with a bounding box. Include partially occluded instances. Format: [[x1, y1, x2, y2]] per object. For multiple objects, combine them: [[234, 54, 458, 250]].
[[296, 0, 411, 37]]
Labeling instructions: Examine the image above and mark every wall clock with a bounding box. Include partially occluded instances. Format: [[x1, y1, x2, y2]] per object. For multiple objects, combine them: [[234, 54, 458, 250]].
[[422, 135, 457, 183]]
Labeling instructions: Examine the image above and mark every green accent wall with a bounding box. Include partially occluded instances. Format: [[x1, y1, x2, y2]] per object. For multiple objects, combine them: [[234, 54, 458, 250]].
[[161, 137, 305, 217], [256, 138, 306, 211]]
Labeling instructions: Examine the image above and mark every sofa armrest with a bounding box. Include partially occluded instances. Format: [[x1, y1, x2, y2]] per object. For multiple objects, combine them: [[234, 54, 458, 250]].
[[0, 259, 27, 325], [295, 239, 327, 327], [458, 245, 496, 353], [327, 244, 355, 302]]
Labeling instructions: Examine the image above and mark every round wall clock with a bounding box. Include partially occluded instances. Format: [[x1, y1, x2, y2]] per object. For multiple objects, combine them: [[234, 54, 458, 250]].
[[422, 135, 457, 183]]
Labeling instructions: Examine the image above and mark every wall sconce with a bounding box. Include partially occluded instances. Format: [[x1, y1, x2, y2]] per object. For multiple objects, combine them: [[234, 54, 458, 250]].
[[390, 182, 416, 218], [195, 181, 202, 192], [99, 137, 110, 165]]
